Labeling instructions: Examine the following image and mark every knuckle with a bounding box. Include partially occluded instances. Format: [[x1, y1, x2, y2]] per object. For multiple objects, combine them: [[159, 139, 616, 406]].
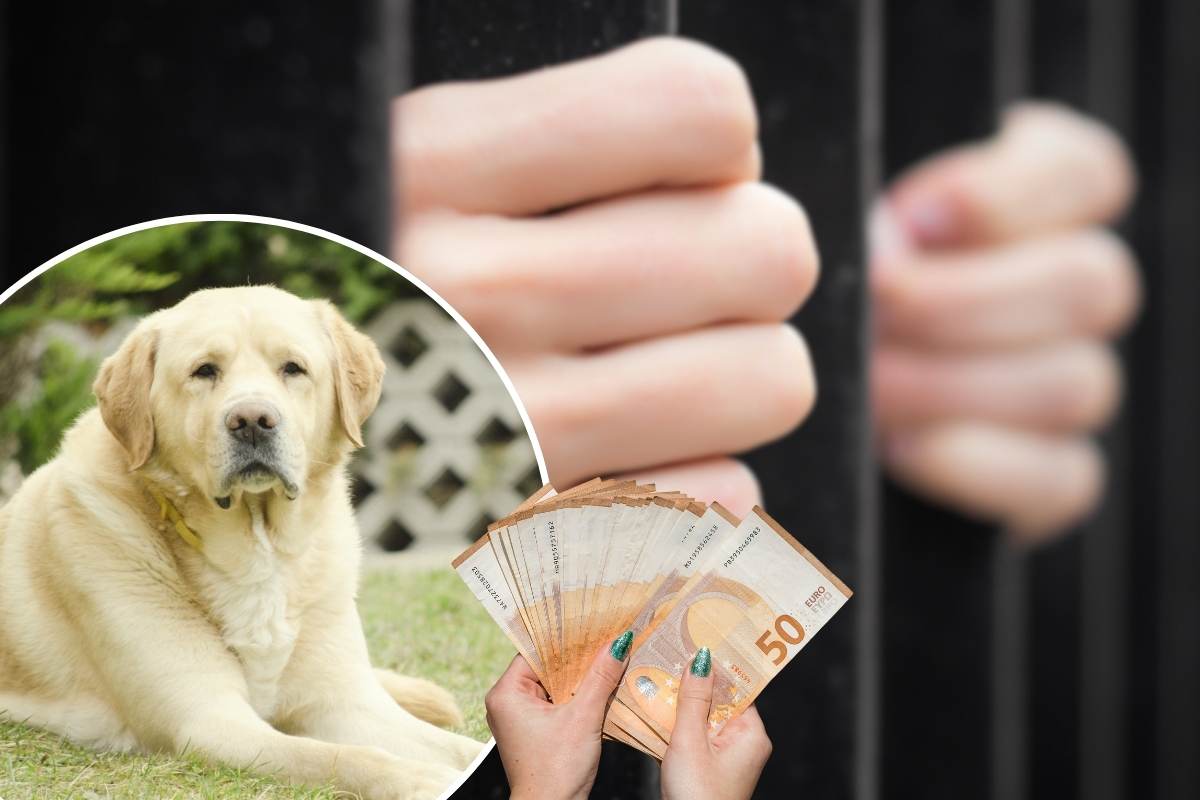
[[1085, 121, 1138, 218], [589, 659, 623, 689], [717, 460, 764, 512], [1020, 437, 1106, 536], [483, 686, 510, 718], [633, 37, 757, 161], [755, 730, 774, 759], [764, 325, 817, 434], [1006, 102, 1137, 218], [737, 183, 820, 315], [392, 88, 463, 207], [1071, 229, 1142, 335], [880, 272, 956, 340], [1044, 343, 1122, 430]]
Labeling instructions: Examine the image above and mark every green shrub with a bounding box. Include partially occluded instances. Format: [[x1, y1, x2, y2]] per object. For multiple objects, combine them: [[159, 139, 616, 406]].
[[0, 341, 98, 474]]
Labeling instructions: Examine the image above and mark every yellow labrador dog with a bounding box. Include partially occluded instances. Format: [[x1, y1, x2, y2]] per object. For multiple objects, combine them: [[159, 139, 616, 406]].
[[0, 286, 483, 799]]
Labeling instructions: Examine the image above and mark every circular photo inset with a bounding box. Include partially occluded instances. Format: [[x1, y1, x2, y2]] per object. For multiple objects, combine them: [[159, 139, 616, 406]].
[[0, 217, 541, 799]]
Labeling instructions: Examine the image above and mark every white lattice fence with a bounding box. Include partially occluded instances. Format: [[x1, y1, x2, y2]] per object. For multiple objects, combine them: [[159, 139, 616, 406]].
[[353, 300, 540, 554]]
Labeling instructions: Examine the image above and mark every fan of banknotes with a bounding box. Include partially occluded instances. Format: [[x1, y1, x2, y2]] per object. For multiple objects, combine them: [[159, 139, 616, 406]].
[[453, 478, 852, 759]]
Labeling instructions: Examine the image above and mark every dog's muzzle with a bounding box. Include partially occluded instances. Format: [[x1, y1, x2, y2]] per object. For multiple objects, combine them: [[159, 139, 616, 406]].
[[214, 399, 299, 508]]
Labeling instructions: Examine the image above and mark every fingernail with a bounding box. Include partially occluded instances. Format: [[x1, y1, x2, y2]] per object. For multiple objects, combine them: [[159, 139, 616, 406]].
[[898, 194, 961, 247], [691, 647, 712, 678], [610, 630, 633, 662], [883, 433, 916, 466]]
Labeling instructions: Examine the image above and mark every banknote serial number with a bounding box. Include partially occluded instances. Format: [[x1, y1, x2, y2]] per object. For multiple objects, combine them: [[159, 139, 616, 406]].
[[755, 614, 806, 666], [471, 566, 508, 611]]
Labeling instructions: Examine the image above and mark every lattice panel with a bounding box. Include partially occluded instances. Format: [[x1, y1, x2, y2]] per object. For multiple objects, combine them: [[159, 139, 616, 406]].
[[353, 300, 540, 554]]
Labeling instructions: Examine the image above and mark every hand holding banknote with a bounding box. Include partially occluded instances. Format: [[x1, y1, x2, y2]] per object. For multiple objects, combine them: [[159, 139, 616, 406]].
[[486, 641, 631, 800], [661, 650, 773, 800], [462, 478, 851, 771]]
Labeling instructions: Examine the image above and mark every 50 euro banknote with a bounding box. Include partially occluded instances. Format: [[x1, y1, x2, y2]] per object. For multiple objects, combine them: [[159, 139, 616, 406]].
[[453, 482, 851, 759], [606, 505, 852, 758]]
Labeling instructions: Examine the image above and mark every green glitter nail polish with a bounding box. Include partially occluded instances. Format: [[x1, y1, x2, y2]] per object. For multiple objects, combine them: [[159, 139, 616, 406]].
[[691, 646, 712, 677], [610, 630, 633, 661]]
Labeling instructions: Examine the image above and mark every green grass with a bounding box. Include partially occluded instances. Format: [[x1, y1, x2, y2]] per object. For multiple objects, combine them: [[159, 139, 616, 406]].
[[0, 566, 512, 799]]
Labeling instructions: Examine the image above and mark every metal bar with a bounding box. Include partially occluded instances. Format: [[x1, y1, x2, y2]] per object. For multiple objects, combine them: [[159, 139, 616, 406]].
[[992, 4, 1032, 799], [679, 1, 881, 797], [1154, 2, 1200, 796], [879, 2, 1002, 797], [1125, 4, 1168, 795], [1023, 3, 1088, 796], [405, 6, 676, 795], [1080, 1, 1134, 798], [2, 3, 400, 269]]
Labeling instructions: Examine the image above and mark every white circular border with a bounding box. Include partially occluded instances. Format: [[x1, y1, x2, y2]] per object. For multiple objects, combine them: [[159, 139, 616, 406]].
[[0, 213, 549, 798]]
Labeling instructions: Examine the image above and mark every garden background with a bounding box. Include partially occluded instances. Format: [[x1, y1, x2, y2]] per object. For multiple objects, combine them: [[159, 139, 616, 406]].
[[0, 221, 530, 798]]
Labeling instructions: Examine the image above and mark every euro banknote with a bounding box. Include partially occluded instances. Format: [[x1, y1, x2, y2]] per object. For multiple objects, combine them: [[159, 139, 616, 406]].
[[453, 480, 851, 758]]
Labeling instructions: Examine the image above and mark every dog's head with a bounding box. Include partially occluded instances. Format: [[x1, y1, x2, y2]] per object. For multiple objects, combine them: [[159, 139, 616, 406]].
[[92, 286, 385, 508]]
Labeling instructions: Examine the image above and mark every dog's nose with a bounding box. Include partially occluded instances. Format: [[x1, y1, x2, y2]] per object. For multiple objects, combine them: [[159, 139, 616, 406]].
[[225, 401, 281, 447]]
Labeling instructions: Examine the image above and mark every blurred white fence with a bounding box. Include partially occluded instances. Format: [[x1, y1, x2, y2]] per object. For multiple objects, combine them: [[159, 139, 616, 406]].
[[353, 300, 540, 555]]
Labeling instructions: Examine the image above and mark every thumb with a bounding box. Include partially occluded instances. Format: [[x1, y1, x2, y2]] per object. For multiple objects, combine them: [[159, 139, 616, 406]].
[[571, 629, 633, 718], [671, 646, 715, 748], [888, 102, 1134, 249]]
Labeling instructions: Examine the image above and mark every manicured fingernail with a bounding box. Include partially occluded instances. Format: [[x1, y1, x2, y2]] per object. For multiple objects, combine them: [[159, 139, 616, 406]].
[[610, 630, 633, 662], [691, 647, 712, 678]]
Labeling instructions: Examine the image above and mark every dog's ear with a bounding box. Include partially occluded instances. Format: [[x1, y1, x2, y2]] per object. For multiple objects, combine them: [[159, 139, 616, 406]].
[[313, 300, 386, 448], [93, 324, 158, 470]]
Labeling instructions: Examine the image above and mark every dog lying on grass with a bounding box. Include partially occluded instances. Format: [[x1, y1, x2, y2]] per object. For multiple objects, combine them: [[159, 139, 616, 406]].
[[0, 286, 483, 800]]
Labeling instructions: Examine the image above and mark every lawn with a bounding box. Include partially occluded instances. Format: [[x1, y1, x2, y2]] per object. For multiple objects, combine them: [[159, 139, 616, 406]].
[[0, 566, 511, 799]]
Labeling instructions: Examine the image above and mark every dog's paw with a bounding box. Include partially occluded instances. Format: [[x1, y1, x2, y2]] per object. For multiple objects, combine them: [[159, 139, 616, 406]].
[[442, 730, 485, 770], [350, 749, 461, 800], [374, 669, 464, 730], [407, 725, 486, 772]]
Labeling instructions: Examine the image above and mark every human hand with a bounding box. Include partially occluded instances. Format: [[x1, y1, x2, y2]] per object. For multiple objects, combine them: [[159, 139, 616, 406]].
[[394, 38, 818, 515], [872, 103, 1140, 540], [661, 648, 772, 800], [484, 634, 631, 800]]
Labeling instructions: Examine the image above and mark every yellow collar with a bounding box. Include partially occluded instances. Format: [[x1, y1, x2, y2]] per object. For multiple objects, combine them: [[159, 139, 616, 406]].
[[150, 488, 204, 552]]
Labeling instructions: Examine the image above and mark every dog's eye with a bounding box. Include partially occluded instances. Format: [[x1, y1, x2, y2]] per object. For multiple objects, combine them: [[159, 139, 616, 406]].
[[282, 361, 307, 377], [191, 363, 218, 379]]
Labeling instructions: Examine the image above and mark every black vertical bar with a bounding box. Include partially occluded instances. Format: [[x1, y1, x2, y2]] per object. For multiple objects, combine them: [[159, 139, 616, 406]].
[[1152, 2, 1200, 797], [405, 5, 677, 796], [1077, 3, 1134, 790], [1024, 2, 1087, 797], [992, 5, 1032, 800], [1026, 1, 1136, 799], [1126, 2, 1166, 795], [2, 2, 400, 273], [680, 1, 881, 798], [880, 3, 1003, 798]]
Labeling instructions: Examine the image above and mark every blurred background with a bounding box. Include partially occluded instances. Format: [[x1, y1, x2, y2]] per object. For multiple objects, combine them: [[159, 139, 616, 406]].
[[1, 2, 1197, 800]]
